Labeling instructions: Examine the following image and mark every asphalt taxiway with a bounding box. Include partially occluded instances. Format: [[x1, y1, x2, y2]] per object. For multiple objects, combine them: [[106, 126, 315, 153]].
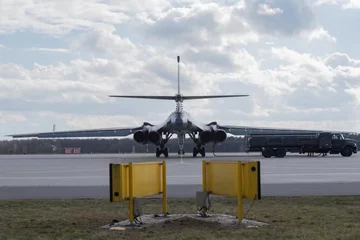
[[1, 152, 360, 199]]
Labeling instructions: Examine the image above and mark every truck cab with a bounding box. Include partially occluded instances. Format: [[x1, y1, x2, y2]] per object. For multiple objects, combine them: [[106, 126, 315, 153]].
[[327, 132, 358, 156]]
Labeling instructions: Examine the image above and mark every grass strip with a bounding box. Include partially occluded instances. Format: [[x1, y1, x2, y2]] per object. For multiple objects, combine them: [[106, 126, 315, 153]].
[[1, 196, 360, 240]]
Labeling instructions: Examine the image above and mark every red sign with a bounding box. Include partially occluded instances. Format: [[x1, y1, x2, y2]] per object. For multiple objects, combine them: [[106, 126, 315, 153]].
[[64, 147, 81, 154], [73, 147, 81, 154]]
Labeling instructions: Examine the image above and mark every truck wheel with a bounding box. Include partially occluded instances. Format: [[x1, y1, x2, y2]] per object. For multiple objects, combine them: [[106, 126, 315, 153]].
[[262, 149, 273, 158], [275, 148, 286, 158], [341, 146, 353, 157]]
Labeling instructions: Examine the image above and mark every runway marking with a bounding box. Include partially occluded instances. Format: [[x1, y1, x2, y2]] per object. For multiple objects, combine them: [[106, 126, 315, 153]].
[[2, 168, 108, 174], [265, 167, 360, 170], [2, 172, 360, 180], [0, 175, 203, 179], [167, 175, 201, 178], [0, 176, 108, 179], [264, 173, 360, 176]]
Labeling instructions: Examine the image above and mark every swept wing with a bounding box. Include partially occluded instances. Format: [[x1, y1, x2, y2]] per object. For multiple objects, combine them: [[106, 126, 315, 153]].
[[6, 126, 142, 139]]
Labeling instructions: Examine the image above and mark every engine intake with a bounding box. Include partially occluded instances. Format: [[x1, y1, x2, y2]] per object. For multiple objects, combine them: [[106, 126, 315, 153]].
[[200, 130, 212, 143], [149, 131, 161, 144], [200, 130, 227, 143], [215, 129, 227, 142], [133, 130, 148, 143]]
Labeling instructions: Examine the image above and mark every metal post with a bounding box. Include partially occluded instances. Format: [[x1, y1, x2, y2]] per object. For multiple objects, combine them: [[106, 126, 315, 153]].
[[237, 162, 243, 221], [202, 160, 207, 191], [129, 162, 134, 223], [162, 161, 167, 214]]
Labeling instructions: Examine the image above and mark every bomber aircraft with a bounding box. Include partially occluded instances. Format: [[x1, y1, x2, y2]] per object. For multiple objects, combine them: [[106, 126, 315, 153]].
[[6, 56, 344, 157]]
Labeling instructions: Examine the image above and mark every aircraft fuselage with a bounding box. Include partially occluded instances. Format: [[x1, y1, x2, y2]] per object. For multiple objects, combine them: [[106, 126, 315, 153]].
[[162, 111, 198, 133]]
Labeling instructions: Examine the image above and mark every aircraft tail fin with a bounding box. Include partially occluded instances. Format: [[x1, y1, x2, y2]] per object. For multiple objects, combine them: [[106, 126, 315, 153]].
[[177, 55, 180, 95], [109, 56, 249, 101]]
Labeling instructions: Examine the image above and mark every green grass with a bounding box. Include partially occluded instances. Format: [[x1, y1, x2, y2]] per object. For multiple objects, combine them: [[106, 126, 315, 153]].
[[1, 196, 360, 240]]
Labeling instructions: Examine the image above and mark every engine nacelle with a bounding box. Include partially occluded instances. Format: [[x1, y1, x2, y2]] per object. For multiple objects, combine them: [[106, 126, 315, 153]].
[[200, 130, 227, 143], [215, 129, 227, 142], [200, 130, 212, 143], [149, 131, 161, 144], [133, 130, 148, 144]]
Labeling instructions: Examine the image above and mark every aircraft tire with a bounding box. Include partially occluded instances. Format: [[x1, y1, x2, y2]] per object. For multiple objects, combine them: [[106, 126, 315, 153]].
[[193, 147, 197, 157], [156, 148, 160, 157], [201, 147, 205, 157]]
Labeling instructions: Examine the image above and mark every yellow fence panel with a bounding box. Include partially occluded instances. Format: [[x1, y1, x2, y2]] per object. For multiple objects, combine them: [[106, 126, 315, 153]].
[[203, 160, 261, 199], [205, 161, 238, 197], [241, 161, 261, 200], [109, 161, 167, 223], [109, 163, 122, 202], [131, 162, 163, 197], [202, 160, 261, 221]]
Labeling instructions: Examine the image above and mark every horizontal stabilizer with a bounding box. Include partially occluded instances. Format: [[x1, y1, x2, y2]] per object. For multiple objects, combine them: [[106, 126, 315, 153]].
[[182, 95, 248, 100], [109, 95, 175, 100], [109, 94, 249, 100]]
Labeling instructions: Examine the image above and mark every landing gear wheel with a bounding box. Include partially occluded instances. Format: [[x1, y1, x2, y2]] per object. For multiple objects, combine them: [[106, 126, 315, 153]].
[[193, 147, 205, 157], [156, 147, 168, 157], [156, 148, 160, 157], [164, 148, 169, 157], [201, 147, 205, 157]]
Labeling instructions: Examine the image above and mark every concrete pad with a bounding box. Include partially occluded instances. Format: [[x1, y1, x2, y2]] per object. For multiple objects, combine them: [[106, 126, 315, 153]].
[[100, 213, 268, 230]]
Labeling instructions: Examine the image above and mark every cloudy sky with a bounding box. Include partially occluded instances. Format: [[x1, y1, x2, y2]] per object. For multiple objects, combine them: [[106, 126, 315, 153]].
[[0, 0, 359, 139]]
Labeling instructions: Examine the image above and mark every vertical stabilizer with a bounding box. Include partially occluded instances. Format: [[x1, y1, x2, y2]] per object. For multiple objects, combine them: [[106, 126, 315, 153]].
[[108, 55, 249, 102], [177, 56, 180, 95]]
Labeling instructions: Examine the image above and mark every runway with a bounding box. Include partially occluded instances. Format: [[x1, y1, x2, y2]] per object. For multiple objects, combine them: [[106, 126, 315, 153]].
[[1, 152, 360, 199]]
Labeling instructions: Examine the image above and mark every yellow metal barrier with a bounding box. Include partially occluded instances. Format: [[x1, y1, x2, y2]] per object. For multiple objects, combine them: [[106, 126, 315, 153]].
[[202, 160, 261, 220], [109, 161, 167, 223]]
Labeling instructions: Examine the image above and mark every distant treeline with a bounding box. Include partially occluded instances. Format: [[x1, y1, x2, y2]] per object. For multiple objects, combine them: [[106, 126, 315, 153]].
[[0, 133, 358, 154], [0, 137, 247, 154]]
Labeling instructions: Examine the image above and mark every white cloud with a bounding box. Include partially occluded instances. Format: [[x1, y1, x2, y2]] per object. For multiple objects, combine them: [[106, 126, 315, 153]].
[[325, 52, 360, 68], [314, 0, 360, 8], [0, 0, 359, 137], [304, 27, 337, 43], [0, 112, 27, 124], [36, 111, 142, 129], [0, 0, 130, 35], [257, 3, 283, 15], [25, 48, 70, 53]]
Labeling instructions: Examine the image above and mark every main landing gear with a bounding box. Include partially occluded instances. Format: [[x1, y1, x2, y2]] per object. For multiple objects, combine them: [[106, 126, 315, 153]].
[[178, 149, 185, 155], [193, 145, 205, 157], [156, 146, 168, 157], [156, 133, 172, 158], [188, 132, 206, 157]]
